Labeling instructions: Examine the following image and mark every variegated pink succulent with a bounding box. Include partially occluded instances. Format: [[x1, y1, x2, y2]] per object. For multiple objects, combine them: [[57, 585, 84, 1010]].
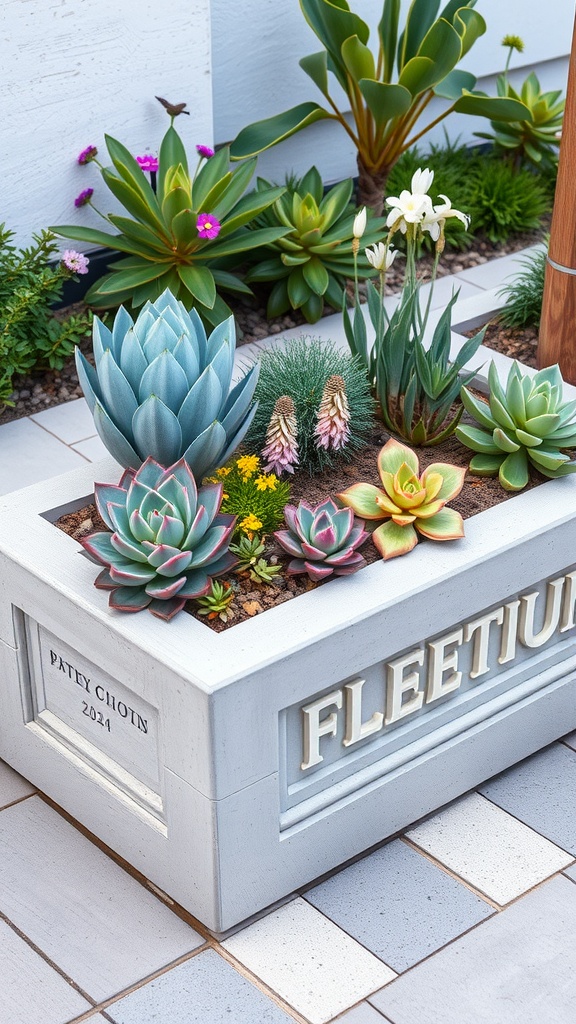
[[274, 498, 368, 581], [81, 457, 237, 620], [338, 438, 465, 560]]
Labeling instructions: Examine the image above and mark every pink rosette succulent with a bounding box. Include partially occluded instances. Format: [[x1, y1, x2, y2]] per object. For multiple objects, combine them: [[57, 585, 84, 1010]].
[[274, 498, 368, 582], [338, 437, 465, 560]]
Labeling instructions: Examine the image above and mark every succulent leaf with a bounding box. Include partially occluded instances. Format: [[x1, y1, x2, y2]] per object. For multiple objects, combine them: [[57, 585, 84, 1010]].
[[275, 497, 368, 581]]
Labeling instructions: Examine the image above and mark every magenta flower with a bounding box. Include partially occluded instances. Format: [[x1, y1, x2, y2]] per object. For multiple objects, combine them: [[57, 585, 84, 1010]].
[[196, 213, 221, 240], [77, 145, 98, 165], [61, 250, 90, 275], [136, 154, 159, 173], [74, 188, 94, 208], [262, 396, 299, 475], [196, 145, 215, 159]]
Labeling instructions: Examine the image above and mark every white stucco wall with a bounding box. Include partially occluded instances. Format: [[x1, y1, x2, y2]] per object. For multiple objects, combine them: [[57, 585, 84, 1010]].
[[211, 0, 573, 184], [5, 0, 213, 247]]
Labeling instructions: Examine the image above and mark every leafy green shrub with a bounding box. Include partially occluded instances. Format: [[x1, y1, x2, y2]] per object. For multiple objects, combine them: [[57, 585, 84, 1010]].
[[464, 160, 549, 243], [247, 337, 375, 473], [498, 244, 547, 329], [245, 167, 386, 322], [0, 226, 92, 407]]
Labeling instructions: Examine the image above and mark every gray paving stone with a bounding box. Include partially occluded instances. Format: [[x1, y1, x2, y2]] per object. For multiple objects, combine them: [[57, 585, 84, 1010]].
[[0, 918, 90, 1024], [0, 759, 34, 808], [564, 862, 576, 882], [332, 1002, 391, 1022], [305, 838, 494, 971], [563, 731, 576, 752], [479, 742, 576, 855], [106, 948, 293, 1023], [369, 875, 576, 1024], [0, 797, 203, 1003]]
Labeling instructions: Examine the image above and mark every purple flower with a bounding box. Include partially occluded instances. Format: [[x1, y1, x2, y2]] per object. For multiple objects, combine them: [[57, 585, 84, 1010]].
[[136, 154, 159, 173], [61, 250, 90, 275], [196, 213, 221, 240], [74, 188, 94, 208], [77, 145, 98, 165], [196, 144, 215, 159]]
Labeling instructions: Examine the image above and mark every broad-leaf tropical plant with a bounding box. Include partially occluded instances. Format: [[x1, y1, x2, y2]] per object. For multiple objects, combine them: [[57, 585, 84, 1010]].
[[230, 0, 530, 213], [245, 167, 387, 322], [52, 123, 288, 325]]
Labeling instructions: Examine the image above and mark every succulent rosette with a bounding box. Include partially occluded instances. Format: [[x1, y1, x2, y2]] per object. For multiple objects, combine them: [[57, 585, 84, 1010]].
[[338, 438, 465, 560], [456, 361, 576, 491], [75, 289, 259, 479], [274, 498, 368, 581], [81, 457, 237, 620]]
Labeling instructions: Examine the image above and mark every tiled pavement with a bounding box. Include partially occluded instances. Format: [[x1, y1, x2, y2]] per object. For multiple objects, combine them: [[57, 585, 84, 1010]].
[[2, 247, 576, 1024]]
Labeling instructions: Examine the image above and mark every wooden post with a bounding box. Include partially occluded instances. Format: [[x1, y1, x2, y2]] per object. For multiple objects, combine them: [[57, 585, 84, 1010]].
[[538, 14, 576, 382]]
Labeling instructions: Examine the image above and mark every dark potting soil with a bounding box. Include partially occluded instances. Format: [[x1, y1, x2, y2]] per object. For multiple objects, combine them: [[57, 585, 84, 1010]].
[[55, 420, 545, 632]]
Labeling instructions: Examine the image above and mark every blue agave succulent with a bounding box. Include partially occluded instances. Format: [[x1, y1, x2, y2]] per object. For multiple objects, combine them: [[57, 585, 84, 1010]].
[[81, 457, 238, 620], [76, 290, 259, 478]]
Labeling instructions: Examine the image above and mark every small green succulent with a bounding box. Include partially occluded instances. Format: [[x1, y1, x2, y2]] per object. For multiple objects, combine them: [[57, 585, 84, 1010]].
[[229, 534, 283, 583], [456, 362, 576, 491], [245, 167, 386, 322], [195, 580, 236, 622]]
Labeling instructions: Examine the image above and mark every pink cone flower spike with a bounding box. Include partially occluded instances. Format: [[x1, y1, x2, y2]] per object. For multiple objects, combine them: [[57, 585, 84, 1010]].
[[262, 396, 299, 475], [314, 375, 351, 451]]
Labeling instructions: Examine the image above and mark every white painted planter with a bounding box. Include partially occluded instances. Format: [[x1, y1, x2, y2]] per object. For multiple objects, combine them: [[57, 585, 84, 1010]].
[[1, 339, 576, 932]]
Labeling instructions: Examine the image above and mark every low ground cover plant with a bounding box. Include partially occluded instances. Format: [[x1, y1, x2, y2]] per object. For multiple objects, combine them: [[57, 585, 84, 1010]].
[[498, 243, 547, 329], [0, 226, 92, 407]]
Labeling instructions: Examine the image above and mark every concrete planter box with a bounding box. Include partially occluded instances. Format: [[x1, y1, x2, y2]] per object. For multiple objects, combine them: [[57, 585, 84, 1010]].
[[1, 339, 575, 931]]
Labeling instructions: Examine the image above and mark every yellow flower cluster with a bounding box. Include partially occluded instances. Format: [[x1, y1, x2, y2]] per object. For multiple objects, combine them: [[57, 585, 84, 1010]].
[[255, 473, 277, 491], [236, 454, 260, 479], [239, 513, 263, 535]]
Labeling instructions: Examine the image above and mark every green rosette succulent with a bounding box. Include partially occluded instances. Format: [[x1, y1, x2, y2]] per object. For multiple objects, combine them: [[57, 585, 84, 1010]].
[[52, 126, 287, 323], [245, 168, 386, 322], [274, 498, 369, 581], [76, 289, 258, 479], [81, 457, 238, 620], [456, 362, 576, 491], [338, 437, 465, 559]]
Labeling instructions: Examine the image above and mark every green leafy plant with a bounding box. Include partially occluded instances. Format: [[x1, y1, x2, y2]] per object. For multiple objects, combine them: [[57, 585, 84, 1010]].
[[208, 455, 291, 535], [52, 117, 288, 324], [230, 0, 529, 212], [195, 580, 237, 622], [345, 168, 485, 445], [475, 37, 564, 169], [456, 361, 576, 491], [463, 159, 549, 244], [245, 167, 386, 322], [75, 290, 258, 479], [80, 457, 238, 620], [338, 437, 465, 558], [229, 533, 283, 583], [0, 226, 92, 407], [274, 498, 369, 580], [247, 337, 374, 472], [497, 244, 547, 329]]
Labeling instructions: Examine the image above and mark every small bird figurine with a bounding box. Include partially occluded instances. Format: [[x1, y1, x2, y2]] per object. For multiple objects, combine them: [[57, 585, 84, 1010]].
[[155, 96, 189, 117]]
